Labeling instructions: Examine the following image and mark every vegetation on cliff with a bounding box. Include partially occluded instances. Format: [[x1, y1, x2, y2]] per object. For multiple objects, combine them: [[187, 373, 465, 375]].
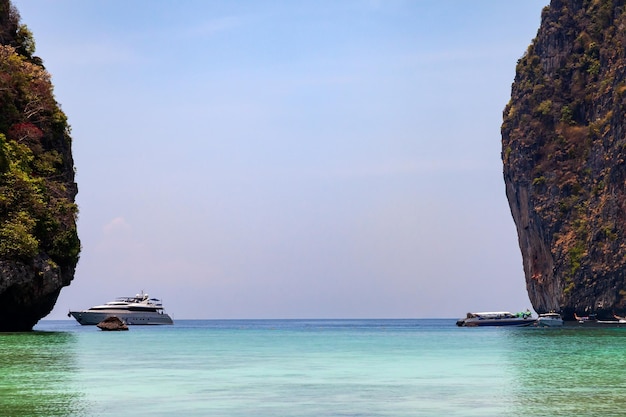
[[502, 0, 626, 319], [0, 0, 79, 330]]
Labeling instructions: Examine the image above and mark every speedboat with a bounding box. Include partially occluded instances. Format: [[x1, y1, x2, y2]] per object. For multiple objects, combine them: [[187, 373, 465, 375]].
[[574, 313, 597, 323], [69, 292, 174, 325], [456, 311, 535, 327], [536, 312, 563, 327], [573, 313, 626, 325]]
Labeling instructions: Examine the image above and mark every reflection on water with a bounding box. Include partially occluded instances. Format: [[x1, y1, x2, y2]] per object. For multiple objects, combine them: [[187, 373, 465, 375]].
[[503, 327, 626, 416], [0, 330, 86, 417]]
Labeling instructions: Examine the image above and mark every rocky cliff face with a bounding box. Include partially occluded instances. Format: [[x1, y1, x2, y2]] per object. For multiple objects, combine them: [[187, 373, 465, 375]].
[[0, 1, 79, 330], [503, 0, 626, 320]]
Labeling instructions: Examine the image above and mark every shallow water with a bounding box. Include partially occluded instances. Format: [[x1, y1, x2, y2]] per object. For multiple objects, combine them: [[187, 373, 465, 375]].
[[0, 319, 625, 416]]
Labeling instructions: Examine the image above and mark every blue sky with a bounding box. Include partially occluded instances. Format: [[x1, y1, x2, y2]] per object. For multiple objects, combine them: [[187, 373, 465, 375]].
[[13, 0, 549, 319]]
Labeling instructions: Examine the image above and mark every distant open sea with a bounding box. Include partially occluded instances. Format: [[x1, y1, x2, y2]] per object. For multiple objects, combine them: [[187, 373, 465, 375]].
[[1, 319, 626, 416]]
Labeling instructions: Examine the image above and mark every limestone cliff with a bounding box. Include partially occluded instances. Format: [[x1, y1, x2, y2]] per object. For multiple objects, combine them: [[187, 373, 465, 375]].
[[503, 0, 626, 320], [0, 0, 79, 330]]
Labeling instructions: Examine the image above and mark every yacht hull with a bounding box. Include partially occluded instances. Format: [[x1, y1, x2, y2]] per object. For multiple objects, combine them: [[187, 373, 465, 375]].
[[69, 310, 173, 325]]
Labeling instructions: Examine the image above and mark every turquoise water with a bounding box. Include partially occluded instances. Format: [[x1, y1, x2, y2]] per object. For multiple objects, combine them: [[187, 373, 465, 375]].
[[1, 319, 626, 416]]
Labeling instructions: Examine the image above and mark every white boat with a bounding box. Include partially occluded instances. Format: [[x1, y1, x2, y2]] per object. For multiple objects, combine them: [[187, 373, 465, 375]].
[[69, 292, 173, 325], [456, 310, 535, 327], [536, 312, 563, 327]]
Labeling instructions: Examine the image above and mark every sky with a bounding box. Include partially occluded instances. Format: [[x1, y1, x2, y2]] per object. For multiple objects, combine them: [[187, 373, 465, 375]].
[[12, 0, 549, 320]]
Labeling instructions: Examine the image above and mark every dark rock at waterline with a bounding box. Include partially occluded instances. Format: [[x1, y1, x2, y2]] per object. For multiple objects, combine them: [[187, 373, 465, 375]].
[[97, 316, 129, 331]]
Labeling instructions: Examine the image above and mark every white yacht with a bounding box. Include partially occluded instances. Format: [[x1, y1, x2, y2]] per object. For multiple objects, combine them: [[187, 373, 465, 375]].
[[536, 312, 564, 327], [69, 292, 173, 325]]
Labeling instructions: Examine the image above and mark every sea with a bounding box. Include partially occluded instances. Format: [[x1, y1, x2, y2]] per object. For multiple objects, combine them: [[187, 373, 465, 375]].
[[2, 319, 626, 417]]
